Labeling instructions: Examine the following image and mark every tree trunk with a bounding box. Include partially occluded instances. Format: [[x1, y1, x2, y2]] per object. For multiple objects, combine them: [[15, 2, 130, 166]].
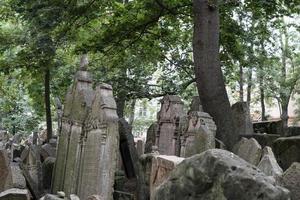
[[193, 0, 237, 150], [45, 67, 52, 142], [280, 101, 289, 136], [128, 99, 136, 126], [259, 81, 266, 121], [246, 67, 252, 108], [239, 65, 244, 102], [116, 97, 126, 118]]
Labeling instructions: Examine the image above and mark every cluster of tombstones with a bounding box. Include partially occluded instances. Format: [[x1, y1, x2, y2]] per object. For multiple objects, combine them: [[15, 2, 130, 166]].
[[1, 56, 299, 200]]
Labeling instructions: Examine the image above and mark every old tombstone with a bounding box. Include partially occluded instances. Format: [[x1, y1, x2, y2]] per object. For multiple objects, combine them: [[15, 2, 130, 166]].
[[40, 143, 56, 161], [42, 157, 56, 191], [156, 95, 185, 156], [144, 123, 158, 154], [180, 106, 216, 157], [282, 162, 300, 200], [0, 149, 11, 192], [136, 139, 144, 157], [281, 162, 300, 200], [20, 145, 43, 199], [153, 149, 290, 200], [0, 188, 30, 200], [9, 163, 26, 189], [119, 118, 138, 179], [257, 146, 283, 177], [273, 136, 300, 170], [231, 102, 253, 136], [76, 84, 119, 200], [233, 137, 262, 166], [52, 55, 94, 195]]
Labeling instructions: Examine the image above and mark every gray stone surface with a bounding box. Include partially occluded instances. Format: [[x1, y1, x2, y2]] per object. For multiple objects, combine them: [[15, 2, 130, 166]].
[[257, 146, 283, 177], [42, 157, 55, 191], [40, 143, 56, 160], [77, 84, 119, 200], [233, 137, 262, 165], [144, 123, 158, 154], [273, 136, 300, 170], [153, 149, 290, 200], [0, 149, 11, 192], [281, 162, 300, 200], [0, 188, 29, 200], [52, 60, 94, 195], [231, 102, 253, 135], [10, 163, 26, 189], [43, 194, 63, 200], [180, 111, 216, 157], [156, 95, 185, 156]]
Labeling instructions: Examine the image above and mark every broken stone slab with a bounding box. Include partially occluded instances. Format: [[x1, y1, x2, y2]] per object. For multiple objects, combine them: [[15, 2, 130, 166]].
[[257, 146, 283, 177], [239, 133, 280, 148], [273, 136, 300, 170], [41, 194, 63, 200], [153, 149, 290, 200], [281, 162, 300, 200], [233, 137, 262, 166], [231, 102, 254, 136], [0, 188, 30, 200]]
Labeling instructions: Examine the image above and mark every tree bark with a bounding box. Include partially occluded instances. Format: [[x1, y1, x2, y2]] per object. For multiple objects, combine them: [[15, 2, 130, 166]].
[[128, 99, 136, 126], [239, 64, 244, 102], [193, 0, 238, 150], [116, 96, 126, 118], [45, 67, 52, 142], [246, 67, 252, 108], [259, 84, 266, 121]]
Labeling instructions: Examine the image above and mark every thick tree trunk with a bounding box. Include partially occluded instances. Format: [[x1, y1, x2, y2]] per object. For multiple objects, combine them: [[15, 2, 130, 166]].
[[45, 67, 52, 142], [116, 97, 126, 118], [193, 0, 238, 150], [239, 65, 244, 102]]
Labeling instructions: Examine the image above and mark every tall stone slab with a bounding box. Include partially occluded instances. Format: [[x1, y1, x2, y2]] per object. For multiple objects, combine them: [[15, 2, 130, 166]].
[[52, 56, 94, 194], [231, 102, 253, 136], [156, 95, 185, 156], [180, 111, 216, 157], [77, 84, 119, 200], [144, 123, 158, 154]]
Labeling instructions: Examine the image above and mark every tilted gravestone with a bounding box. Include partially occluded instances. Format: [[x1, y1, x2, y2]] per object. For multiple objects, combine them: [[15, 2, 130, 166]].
[[281, 162, 300, 200], [156, 95, 185, 156], [77, 84, 119, 200], [231, 102, 253, 136], [257, 146, 282, 177], [52, 56, 94, 195], [233, 137, 262, 166], [0, 149, 11, 192], [180, 96, 216, 157]]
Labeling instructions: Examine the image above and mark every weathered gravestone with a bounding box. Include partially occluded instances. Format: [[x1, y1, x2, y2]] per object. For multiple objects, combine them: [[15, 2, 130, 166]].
[[42, 157, 56, 191], [231, 102, 253, 136], [153, 149, 290, 200], [144, 123, 158, 154], [138, 153, 184, 200], [119, 118, 138, 179], [156, 95, 185, 156], [52, 57, 119, 200], [281, 162, 300, 200], [257, 146, 283, 177], [52, 56, 94, 195], [20, 145, 43, 198], [0, 149, 11, 192], [76, 84, 119, 200], [233, 137, 262, 166], [273, 136, 300, 170], [180, 97, 216, 157]]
